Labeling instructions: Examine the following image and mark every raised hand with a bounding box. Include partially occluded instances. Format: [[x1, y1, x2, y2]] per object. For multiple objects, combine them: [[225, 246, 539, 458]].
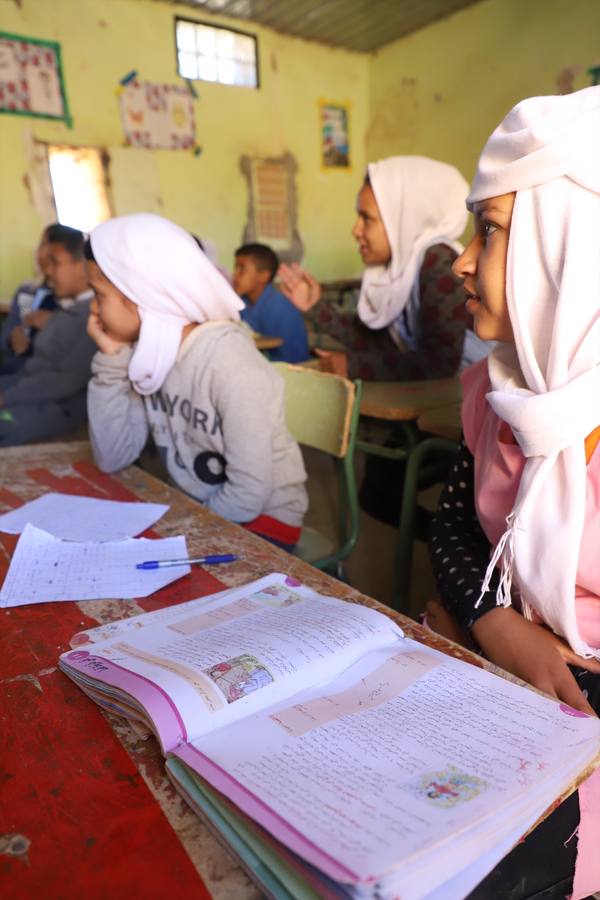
[[278, 263, 322, 312], [9, 325, 31, 356], [24, 309, 53, 331], [315, 348, 349, 378]]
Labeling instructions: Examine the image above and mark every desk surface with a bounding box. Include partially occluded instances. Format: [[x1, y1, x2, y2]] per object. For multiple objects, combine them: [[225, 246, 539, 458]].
[[0, 441, 490, 899], [254, 334, 283, 351], [417, 401, 463, 442], [360, 377, 462, 422]]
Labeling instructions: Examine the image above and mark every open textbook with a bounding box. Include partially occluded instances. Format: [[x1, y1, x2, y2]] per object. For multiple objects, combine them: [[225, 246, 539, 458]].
[[58, 574, 600, 900]]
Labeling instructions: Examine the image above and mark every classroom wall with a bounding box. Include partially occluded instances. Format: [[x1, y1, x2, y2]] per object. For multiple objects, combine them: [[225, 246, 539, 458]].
[[2, 0, 598, 299], [0, 0, 370, 296], [366, 0, 600, 183]]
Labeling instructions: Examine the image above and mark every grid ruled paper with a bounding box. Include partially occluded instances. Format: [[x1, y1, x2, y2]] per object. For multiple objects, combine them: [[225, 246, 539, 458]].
[[0, 525, 190, 606]]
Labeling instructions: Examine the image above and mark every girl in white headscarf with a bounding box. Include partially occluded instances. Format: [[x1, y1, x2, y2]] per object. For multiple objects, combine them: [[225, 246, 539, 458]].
[[429, 86, 600, 899], [85, 213, 308, 551], [280, 155, 489, 381]]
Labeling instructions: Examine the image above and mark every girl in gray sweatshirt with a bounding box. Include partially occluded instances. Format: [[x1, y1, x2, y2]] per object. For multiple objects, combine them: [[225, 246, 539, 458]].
[[85, 213, 307, 550]]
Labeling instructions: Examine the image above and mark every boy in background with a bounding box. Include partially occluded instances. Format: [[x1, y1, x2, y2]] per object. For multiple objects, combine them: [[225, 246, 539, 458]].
[[0, 224, 96, 446], [233, 243, 309, 363], [0, 225, 58, 374]]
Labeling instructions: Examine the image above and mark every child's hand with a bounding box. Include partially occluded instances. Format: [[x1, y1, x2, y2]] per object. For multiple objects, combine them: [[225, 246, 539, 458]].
[[472, 606, 600, 715], [87, 308, 130, 356], [278, 263, 321, 312], [24, 309, 53, 331], [315, 348, 349, 378], [9, 325, 30, 356]]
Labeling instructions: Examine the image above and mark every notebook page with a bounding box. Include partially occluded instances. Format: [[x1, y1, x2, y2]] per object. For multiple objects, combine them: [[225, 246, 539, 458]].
[[178, 639, 600, 884], [60, 584, 405, 749], [0, 492, 168, 541], [69, 574, 299, 645], [0, 524, 189, 605]]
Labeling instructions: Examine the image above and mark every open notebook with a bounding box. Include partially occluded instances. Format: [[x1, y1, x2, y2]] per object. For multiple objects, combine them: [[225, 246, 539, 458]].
[[58, 574, 600, 900]]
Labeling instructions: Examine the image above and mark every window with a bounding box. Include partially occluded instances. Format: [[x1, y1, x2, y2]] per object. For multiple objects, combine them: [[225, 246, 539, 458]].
[[175, 18, 258, 89], [48, 145, 111, 233]]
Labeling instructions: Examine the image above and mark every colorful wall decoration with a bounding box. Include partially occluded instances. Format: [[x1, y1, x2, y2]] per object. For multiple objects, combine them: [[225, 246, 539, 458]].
[[119, 78, 196, 150], [319, 101, 350, 169], [0, 32, 70, 125]]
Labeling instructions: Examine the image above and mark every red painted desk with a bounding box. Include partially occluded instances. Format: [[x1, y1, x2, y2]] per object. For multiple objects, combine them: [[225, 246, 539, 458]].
[[0, 441, 487, 899]]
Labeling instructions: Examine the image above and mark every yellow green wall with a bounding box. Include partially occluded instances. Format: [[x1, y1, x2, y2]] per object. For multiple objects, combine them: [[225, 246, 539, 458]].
[[0, 0, 369, 296], [367, 0, 600, 182], [1, 0, 599, 298]]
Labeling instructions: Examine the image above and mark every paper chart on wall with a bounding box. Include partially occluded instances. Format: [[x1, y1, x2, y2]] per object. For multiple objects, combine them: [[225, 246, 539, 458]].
[[119, 79, 195, 150], [0, 34, 68, 121], [0, 525, 189, 607], [0, 493, 169, 541]]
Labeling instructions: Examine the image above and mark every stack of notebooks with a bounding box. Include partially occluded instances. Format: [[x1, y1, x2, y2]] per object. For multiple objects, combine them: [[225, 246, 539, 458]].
[[59, 574, 600, 900]]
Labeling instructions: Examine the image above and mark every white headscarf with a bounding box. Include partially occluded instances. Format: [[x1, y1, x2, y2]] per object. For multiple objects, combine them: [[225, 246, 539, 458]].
[[90, 214, 243, 395], [356, 156, 469, 336], [469, 86, 600, 658]]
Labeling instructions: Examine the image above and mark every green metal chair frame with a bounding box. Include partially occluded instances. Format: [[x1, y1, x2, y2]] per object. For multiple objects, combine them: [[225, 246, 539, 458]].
[[273, 363, 363, 574], [392, 436, 459, 616]]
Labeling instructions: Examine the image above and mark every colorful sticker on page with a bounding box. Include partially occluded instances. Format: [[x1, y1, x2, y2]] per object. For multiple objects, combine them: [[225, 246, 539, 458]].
[[167, 586, 302, 637], [105, 641, 226, 712], [204, 654, 274, 704], [248, 584, 304, 607], [270, 650, 439, 737], [407, 766, 488, 808]]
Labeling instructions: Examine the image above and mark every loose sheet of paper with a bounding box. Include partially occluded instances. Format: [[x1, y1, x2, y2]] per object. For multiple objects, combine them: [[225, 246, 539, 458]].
[[0, 525, 189, 606], [0, 493, 168, 541]]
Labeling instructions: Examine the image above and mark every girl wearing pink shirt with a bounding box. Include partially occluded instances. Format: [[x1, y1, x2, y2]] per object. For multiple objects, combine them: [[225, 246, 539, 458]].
[[430, 86, 600, 899]]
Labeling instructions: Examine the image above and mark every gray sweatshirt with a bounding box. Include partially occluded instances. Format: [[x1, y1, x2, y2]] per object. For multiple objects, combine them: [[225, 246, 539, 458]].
[[3, 298, 96, 407], [87, 322, 308, 526]]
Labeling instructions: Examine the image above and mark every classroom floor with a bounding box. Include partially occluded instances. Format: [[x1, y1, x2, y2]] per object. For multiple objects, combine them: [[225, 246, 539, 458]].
[[301, 446, 439, 619]]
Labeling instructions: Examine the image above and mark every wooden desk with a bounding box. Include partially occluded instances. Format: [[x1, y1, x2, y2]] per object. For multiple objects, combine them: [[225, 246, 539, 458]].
[[253, 334, 283, 352], [360, 377, 462, 422], [0, 441, 487, 899], [417, 401, 462, 442]]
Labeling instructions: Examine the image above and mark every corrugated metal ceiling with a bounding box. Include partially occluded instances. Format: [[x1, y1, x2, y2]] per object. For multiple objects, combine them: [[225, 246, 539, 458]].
[[163, 0, 483, 52]]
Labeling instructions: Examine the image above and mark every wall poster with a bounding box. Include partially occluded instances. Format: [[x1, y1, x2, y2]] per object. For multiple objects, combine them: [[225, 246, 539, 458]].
[[319, 101, 350, 169], [0, 32, 70, 124], [119, 78, 195, 150]]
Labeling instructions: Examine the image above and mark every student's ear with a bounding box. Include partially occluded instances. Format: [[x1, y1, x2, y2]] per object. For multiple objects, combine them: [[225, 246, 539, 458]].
[[257, 267, 271, 289]]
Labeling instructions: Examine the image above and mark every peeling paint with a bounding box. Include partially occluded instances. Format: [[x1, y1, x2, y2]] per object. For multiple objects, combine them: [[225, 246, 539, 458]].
[[108, 716, 261, 899], [0, 667, 56, 693], [1, 672, 42, 692], [0, 833, 31, 859]]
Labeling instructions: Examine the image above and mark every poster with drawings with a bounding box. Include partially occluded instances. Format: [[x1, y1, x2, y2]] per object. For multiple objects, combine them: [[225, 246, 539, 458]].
[[319, 101, 350, 169], [0, 33, 69, 122], [119, 78, 195, 150]]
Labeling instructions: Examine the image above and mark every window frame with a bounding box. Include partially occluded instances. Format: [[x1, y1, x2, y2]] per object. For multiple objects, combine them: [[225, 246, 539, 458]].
[[173, 15, 260, 90], [46, 142, 112, 233]]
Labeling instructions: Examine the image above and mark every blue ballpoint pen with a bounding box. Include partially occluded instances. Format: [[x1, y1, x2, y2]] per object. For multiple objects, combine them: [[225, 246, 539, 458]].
[[136, 554, 239, 570]]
